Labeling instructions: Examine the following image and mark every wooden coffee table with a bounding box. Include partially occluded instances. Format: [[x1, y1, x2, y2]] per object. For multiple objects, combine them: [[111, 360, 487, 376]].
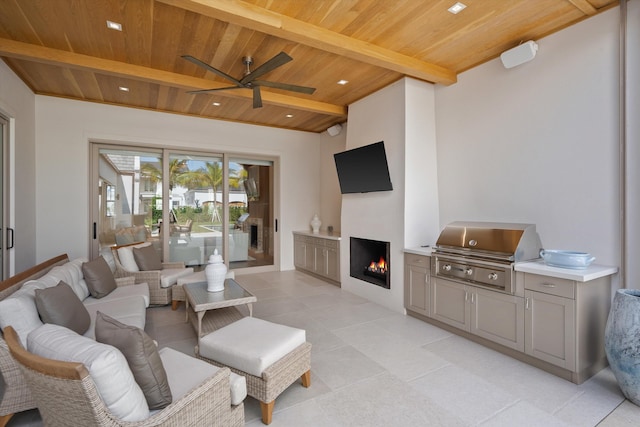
[[184, 279, 257, 337]]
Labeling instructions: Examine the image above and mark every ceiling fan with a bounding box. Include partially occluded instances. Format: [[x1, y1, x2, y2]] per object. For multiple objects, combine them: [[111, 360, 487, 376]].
[[182, 52, 316, 108]]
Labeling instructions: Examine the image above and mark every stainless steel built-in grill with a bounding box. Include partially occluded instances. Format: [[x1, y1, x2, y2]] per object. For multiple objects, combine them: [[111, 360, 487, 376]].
[[431, 221, 543, 294]]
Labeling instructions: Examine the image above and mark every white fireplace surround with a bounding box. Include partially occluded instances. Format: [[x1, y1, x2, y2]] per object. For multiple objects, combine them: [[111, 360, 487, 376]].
[[339, 78, 440, 313]]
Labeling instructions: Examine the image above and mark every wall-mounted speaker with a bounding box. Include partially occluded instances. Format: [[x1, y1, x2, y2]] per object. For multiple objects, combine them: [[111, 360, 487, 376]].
[[500, 41, 538, 69], [327, 123, 342, 137]]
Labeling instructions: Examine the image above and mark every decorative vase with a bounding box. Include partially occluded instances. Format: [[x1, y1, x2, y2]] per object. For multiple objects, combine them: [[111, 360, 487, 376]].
[[310, 213, 321, 234], [205, 249, 227, 292], [605, 289, 640, 406]]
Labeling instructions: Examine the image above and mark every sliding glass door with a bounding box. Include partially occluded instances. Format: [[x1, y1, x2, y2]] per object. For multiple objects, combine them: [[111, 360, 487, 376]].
[[91, 144, 276, 271], [91, 146, 163, 261]]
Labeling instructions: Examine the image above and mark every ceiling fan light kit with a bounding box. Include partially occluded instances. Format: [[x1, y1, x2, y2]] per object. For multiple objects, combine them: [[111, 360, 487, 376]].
[[183, 52, 316, 108]]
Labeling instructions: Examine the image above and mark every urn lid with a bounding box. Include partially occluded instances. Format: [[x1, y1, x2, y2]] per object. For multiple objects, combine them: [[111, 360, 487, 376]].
[[208, 249, 224, 264]]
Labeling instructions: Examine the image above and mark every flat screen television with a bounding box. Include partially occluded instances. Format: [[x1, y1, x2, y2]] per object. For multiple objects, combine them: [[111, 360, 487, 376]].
[[334, 141, 393, 194]]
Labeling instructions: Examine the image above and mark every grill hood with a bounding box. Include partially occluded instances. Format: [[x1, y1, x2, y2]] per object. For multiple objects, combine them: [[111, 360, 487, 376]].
[[434, 221, 543, 262]]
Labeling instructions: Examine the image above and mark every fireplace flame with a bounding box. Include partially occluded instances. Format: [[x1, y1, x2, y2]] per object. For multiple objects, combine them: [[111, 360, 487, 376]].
[[367, 257, 388, 274]]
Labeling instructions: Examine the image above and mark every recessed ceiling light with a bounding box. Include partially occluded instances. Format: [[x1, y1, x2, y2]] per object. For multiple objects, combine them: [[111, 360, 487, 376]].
[[448, 2, 467, 14], [118, 86, 129, 92], [337, 80, 349, 85], [285, 114, 294, 118], [106, 20, 122, 31], [212, 102, 221, 106]]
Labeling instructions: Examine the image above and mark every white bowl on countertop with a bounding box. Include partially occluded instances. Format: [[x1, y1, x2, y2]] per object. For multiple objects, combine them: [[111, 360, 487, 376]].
[[540, 249, 596, 269]]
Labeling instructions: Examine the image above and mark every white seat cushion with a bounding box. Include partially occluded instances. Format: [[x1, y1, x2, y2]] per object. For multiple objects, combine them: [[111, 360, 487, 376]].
[[198, 317, 306, 377], [83, 283, 150, 308], [83, 296, 147, 340], [159, 268, 194, 288], [158, 347, 246, 406]]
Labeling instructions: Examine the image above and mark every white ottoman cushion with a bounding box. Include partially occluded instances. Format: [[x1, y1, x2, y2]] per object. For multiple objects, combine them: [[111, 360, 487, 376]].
[[158, 347, 246, 406], [198, 317, 306, 377], [160, 268, 194, 288]]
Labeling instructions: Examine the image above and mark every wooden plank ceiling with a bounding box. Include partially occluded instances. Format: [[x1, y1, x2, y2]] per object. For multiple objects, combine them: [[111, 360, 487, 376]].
[[0, 0, 617, 133]]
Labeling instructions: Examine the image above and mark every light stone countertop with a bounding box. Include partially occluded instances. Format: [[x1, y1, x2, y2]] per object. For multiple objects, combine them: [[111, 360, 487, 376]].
[[293, 230, 341, 240], [403, 246, 434, 256], [515, 260, 618, 282]]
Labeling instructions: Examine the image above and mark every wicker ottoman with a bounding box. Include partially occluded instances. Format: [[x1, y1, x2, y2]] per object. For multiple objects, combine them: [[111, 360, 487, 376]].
[[196, 317, 311, 425]]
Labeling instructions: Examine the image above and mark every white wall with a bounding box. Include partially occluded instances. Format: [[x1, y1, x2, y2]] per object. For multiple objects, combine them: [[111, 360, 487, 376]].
[[404, 78, 440, 247], [435, 7, 620, 278], [34, 96, 322, 267], [318, 124, 346, 234], [0, 61, 37, 274]]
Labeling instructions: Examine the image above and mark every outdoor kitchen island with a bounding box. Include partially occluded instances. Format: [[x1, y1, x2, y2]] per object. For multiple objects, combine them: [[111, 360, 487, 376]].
[[404, 243, 618, 385]]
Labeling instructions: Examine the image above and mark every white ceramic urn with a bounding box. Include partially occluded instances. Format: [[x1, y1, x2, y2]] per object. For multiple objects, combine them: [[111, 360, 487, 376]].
[[310, 213, 321, 234], [205, 249, 227, 292]]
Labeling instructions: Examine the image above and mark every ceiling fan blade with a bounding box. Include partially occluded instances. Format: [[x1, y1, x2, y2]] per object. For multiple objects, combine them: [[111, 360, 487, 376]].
[[240, 51, 292, 85], [186, 86, 244, 94], [182, 55, 243, 86], [253, 80, 316, 95], [253, 85, 262, 108]]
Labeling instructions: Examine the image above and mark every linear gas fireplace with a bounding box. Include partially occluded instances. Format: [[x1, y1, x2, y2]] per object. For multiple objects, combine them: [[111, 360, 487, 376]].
[[350, 237, 390, 289]]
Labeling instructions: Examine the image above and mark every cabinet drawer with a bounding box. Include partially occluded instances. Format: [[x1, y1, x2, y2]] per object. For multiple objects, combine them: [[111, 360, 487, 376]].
[[524, 274, 575, 299], [406, 254, 430, 268], [324, 239, 339, 250]]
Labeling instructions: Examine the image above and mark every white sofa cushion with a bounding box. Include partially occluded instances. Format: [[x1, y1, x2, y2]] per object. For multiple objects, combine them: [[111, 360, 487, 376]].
[[84, 282, 150, 308], [83, 296, 147, 340], [47, 258, 90, 301], [117, 242, 151, 272], [0, 280, 46, 347], [198, 317, 306, 377], [28, 324, 150, 422], [158, 347, 246, 406], [160, 268, 194, 288]]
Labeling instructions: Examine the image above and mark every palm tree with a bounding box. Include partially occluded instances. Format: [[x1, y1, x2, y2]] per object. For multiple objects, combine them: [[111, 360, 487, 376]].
[[179, 162, 241, 223], [140, 158, 189, 191]]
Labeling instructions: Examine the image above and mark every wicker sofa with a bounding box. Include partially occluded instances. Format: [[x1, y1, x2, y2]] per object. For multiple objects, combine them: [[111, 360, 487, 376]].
[[0, 253, 245, 426], [0, 254, 149, 424], [4, 325, 244, 426]]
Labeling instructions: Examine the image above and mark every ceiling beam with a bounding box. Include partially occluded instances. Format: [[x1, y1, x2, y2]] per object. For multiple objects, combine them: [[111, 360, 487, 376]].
[[567, 0, 598, 15], [157, 0, 457, 86], [0, 38, 346, 116]]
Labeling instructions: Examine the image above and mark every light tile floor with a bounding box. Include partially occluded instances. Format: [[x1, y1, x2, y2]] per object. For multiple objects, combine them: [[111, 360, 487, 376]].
[[8, 270, 640, 426]]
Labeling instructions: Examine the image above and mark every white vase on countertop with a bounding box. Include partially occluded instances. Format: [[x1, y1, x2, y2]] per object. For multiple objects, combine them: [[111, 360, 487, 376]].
[[205, 249, 227, 292], [310, 213, 321, 233]]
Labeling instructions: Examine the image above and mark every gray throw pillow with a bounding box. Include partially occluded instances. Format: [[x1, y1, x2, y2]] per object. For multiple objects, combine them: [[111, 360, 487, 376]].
[[133, 245, 162, 271], [34, 281, 91, 335], [82, 256, 117, 298], [95, 311, 172, 409]]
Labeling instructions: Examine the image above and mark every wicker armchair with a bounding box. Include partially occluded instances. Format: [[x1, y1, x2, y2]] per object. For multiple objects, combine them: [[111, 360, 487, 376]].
[[3, 326, 244, 427], [111, 243, 194, 306]]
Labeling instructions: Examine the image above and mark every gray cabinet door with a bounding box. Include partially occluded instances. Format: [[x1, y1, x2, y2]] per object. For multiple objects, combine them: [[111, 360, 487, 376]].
[[294, 238, 307, 268], [405, 262, 430, 315], [525, 290, 576, 370], [471, 287, 524, 352], [326, 247, 340, 281], [431, 278, 469, 331]]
